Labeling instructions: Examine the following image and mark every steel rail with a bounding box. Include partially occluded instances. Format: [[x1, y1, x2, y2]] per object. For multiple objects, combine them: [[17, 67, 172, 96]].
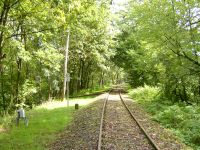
[[119, 89, 160, 150], [97, 90, 111, 150]]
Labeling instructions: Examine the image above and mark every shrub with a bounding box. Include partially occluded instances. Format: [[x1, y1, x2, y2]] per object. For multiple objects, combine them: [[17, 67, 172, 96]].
[[0, 114, 14, 128], [180, 120, 200, 146], [153, 105, 185, 128], [129, 85, 160, 102], [129, 85, 200, 149]]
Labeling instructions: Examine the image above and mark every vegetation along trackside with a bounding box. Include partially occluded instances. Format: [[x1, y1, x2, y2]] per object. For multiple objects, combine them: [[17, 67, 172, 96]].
[[0, 0, 200, 149]]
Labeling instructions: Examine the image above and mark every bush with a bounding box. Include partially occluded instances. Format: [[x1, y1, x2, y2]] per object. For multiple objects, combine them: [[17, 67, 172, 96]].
[[72, 86, 110, 97], [0, 115, 14, 128], [154, 105, 185, 128], [129, 85, 200, 149], [129, 85, 160, 102]]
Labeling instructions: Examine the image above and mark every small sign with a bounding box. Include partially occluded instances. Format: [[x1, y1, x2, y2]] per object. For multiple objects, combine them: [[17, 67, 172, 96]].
[[17, 108, 25, 118], [66, 73, 70, 82]]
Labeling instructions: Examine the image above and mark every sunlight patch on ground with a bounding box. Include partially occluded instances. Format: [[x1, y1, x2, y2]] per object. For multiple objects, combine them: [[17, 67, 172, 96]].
[[121, 94, 133, 101], [37, 93, 108, 110], [0, 126, 6, 133], [108, 94, 121, 101]]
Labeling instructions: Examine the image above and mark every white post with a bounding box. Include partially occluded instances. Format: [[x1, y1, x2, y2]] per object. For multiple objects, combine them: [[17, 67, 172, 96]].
[[63, 30, 70, 107]]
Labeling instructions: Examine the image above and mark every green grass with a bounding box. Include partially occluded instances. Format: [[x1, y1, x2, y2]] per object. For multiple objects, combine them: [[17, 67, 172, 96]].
[[71, 85, 110, 97], [70, 95, 96, 100], [0, 104, 74, 150], [0, 96, 97, 150], [129, 85, 200, 150], [0, 90, 105, 150]]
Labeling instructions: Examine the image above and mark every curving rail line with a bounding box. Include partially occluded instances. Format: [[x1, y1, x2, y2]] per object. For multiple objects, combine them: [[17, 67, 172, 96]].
[[97, 88, 160, 150]]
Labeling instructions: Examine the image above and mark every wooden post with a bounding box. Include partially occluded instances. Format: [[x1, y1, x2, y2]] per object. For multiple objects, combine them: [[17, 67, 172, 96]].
[[75, 103, 79, 110]]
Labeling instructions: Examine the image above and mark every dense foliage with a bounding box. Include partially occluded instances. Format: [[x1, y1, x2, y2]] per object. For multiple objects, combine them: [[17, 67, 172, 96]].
[[0, 0, 118, 115], [129, 86, 200, 149], [1, 0, 200, 148], [114, 0, 200, 105]]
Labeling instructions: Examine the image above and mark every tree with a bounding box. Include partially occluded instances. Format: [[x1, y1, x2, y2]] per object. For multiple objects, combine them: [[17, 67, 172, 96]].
[[0, 0, 115, 115], [114, 0, 200, 104]]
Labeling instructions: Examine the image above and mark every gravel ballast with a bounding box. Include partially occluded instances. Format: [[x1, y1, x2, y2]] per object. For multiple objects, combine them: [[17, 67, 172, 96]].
[[49, 93, 188, 150]]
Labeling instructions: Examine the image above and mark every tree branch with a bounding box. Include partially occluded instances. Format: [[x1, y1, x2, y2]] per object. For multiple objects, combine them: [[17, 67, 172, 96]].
[[164, 35, 200, 67], [5, 26, 63, 40]]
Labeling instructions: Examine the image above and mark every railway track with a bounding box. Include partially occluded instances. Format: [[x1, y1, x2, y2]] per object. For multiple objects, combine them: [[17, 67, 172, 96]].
[[97, 88, 160, 150]]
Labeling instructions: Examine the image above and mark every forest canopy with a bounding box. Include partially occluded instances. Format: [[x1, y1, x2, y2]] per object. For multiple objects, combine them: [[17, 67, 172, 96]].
[[1, 0, 200, 115], [0, 0, 119, 115], [113, 0, 200, 105]]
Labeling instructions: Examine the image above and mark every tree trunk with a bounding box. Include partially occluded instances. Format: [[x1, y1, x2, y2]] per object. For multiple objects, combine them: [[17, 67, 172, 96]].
[[77, 59, 82, 92], [48, 78, 52, 101], [0, 0, 12, 73], [80, 59, 85, 89], [1, 71, 6, 115], [99, 71, 104, 87], [16, 58, 22, 104]]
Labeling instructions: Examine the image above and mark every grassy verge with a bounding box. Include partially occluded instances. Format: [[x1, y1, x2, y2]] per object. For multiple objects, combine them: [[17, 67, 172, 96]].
[[0, 97, 96, 150], [71, 86, 110, 98], [129, 85, 200, 150]]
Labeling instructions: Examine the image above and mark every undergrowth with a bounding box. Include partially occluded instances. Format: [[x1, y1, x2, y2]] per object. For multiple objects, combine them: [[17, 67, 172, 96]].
[[129, 85, 200, 150], [72, 85, 110, 97]]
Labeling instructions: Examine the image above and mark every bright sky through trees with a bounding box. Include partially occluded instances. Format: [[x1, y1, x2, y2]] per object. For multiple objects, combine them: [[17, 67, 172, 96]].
[[112, 0, 127, 12]]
